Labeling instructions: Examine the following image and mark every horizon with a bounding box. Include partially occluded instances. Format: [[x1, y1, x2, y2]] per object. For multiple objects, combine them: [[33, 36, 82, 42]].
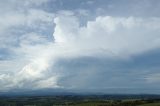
[[0, 0, 160, 94]]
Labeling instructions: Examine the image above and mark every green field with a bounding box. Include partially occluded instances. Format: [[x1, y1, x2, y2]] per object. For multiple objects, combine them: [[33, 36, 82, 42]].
[[0, 95, 160, 106], [73, 102, 160, 106], [139, 102, 160, 106]]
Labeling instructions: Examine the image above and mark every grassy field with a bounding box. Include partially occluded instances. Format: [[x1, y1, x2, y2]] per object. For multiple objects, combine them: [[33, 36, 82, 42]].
[[139, 102, 160, 106], [74, 103, 160, 106], [0, 95, 160, 106]]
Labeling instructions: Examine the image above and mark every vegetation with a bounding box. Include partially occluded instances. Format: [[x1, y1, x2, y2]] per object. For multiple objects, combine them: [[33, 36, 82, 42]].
[[0, 95, 160, 106]]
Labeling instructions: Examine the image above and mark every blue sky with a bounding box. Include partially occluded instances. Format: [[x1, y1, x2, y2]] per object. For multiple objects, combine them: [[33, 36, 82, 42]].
[[0, 0, 160, 94]]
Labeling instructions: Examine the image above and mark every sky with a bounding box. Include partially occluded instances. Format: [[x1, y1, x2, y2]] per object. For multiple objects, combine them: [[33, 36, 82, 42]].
[[0, 0, 160, 94]]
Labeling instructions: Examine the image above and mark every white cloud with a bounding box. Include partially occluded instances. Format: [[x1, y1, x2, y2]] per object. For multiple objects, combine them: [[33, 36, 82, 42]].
[[1, 8, 160, 90], [145, 73, 160, 83], [54, 15, 160, 57], [23, 0, 50, 6], [19, 32, 48, 45], [0, 0, 56, 90], [34, 77, 59, 89], [0, 9, 53, 31]]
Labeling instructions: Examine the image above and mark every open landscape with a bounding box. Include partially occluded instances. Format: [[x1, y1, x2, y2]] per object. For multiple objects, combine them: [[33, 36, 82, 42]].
[[0, 94, 160, 106], [1, 0, 160, 106]]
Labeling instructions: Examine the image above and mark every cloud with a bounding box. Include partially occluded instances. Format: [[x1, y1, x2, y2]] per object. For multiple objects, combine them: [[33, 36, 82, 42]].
[[10, 14, 160, 90], [145, 73, 160, 83], [1, 4, 160, 91], [22, 0, 50, 6], [0, 0, 55, 90], [54, 14, 160, 57]]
